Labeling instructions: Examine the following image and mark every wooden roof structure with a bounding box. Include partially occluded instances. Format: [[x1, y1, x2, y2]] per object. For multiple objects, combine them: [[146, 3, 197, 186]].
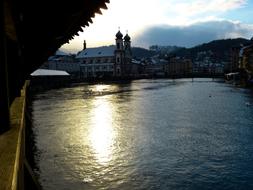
[[1, 0, 110, 131]]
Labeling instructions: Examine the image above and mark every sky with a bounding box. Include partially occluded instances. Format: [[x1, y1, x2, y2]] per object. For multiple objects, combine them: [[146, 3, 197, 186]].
[[60, 0, 253, 53]]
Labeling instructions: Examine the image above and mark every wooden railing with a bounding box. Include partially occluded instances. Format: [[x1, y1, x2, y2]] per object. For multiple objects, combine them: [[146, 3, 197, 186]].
[[0, 81, 40, 190]]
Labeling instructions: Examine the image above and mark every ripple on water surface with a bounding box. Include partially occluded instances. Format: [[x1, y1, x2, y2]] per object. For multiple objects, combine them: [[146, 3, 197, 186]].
[[31, 79, 253, 190]]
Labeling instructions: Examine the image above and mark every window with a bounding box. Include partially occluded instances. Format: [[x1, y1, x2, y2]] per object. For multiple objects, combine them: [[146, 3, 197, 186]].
[[117, 57, 120, 63], [117, 43, 120, 49]]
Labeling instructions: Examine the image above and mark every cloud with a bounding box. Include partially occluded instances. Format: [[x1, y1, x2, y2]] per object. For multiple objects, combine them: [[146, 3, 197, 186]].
[[61, 0, 252, 52], [133, 20, 253, 48], [159, 0, 248, 26], [166, 0, 247, 17]]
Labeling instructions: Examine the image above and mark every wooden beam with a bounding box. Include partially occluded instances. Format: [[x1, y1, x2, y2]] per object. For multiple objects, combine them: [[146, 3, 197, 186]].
[[0, 0, 10, 133], [0, 84, 26, 189]]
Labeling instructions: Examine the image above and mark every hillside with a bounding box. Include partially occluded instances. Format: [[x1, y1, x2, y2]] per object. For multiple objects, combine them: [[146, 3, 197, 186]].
[[170, 38, 250, 61], [132, 47, 156, 59], [149, 45, 183, 54]]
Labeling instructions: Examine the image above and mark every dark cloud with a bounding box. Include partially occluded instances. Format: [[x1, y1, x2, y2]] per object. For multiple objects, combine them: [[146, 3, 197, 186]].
[[133, 20, 253, 48]]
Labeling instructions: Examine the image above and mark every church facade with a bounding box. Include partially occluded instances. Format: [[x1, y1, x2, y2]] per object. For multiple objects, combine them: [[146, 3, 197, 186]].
[[76, 30, 136, 79], [239, 38, 253, 83]]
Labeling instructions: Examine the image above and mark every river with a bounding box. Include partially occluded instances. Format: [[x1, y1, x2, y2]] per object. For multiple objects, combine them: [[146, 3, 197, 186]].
[[31, 78, 253, 190]]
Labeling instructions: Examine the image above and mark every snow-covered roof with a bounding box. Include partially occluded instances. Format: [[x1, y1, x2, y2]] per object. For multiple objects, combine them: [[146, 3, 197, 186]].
[[56, 50, 68, 56], [151, 59, 158, 64], [226, 72, 239, 76], [76, 46, 115, 58], [30, 69, 70, 76], [159, 59, 168, 63], [48, 56, 62, 61], [132, 59, 141, 64], [48, 56, 57, 61]]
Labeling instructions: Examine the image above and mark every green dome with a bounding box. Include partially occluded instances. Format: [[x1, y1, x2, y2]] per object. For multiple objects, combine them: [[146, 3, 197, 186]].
[[116, 31, 123, 39], [124, 34, 131, 41]]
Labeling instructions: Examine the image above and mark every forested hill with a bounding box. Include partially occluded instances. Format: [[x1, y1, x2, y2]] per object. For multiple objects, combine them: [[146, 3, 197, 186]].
[[171, 38, 250, 60], [132, 47, 156, 59]]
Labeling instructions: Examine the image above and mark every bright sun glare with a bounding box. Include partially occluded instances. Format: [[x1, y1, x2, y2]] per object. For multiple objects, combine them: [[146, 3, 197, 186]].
[[89, 95, 115, 165]]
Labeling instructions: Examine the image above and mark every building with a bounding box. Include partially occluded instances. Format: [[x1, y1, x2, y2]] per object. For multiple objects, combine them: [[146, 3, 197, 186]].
[[42, 54, 80, 79], [143, 63, 165, 77], [239, 38, 253, 82], [77, 45, 115, 78], [230, 45, 242, 73], [165, 57, 192, 77], [76, 30, 135, 79], [30, 69, 71, 90]]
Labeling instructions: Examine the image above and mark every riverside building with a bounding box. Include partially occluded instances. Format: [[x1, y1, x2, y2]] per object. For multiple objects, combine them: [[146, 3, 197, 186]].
[[76, 30, 138, 79]]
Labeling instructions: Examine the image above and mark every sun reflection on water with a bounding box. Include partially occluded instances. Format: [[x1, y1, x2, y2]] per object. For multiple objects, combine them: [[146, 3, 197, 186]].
[[95, 84, 107, 92], [89, 95, 115, 165]]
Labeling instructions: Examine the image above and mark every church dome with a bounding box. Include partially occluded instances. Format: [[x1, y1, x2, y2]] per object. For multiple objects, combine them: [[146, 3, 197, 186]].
[[124, 34, 131, 41], [116, 30, 123, 39]]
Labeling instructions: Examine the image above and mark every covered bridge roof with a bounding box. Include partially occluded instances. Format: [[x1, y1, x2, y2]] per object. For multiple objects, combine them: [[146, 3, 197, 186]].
[[31, 69, 70, 76], [3, 0, 110, 103]]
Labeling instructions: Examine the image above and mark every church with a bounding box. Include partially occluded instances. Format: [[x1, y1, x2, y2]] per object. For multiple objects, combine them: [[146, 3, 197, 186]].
[[76, 30, 138, 79]]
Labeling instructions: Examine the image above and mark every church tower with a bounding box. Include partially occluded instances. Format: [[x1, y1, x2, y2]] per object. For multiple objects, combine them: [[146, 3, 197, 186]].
[[124, 32, 132, 64], [114, 30, 124, 77]]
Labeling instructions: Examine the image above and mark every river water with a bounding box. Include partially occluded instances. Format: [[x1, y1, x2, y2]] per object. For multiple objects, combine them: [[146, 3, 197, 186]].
[[31, 78, 253, 190]]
